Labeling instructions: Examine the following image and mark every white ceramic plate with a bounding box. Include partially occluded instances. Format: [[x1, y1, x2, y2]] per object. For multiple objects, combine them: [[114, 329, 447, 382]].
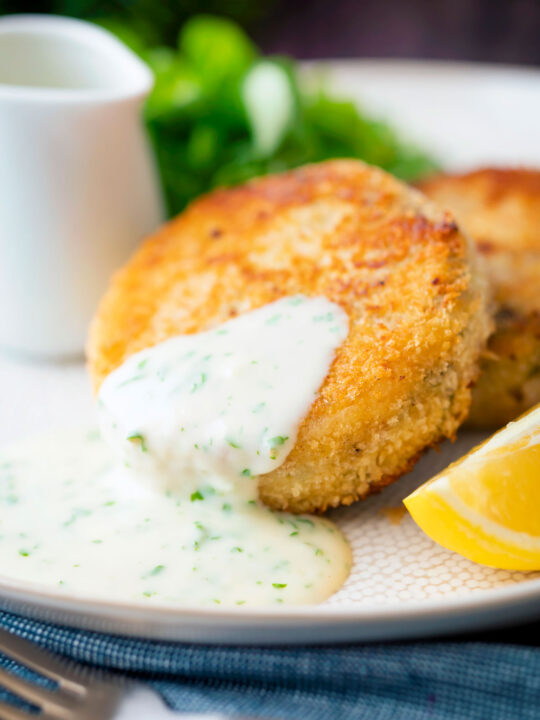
[[2, 60, 540, 645]]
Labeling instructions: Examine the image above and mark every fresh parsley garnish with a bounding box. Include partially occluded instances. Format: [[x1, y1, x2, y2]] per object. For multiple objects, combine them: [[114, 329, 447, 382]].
[[190, 372, 208, 393], [127, 433, 148, 452], [269, 435, 288, 448], [149, 564, 165, 576]]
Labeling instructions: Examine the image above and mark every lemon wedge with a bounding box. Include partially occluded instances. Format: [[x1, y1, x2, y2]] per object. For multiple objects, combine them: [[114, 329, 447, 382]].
[[404, 404, 540, 570]]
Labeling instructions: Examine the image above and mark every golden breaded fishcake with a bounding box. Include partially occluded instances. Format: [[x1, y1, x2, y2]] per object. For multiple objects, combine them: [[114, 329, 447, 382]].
[[88, 160, 491, 513], [420, 168, 540, 428]]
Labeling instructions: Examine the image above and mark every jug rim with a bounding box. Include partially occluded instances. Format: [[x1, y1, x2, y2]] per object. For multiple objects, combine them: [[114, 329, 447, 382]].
[[0, 14, 154, 103]]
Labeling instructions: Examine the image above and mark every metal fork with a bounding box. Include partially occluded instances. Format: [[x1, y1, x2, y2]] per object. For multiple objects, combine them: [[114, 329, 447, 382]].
[[0, 626, 263, 720], [0, 625, 126, 719]]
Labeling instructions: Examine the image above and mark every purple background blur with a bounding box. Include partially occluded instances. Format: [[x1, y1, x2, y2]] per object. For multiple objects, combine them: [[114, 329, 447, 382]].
[[1, 0, 539, 65], [256, 0, 540, 66]]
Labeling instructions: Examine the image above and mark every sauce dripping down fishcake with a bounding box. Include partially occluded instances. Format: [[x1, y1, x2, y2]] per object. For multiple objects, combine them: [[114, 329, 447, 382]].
[[0, 296, 352, 607]]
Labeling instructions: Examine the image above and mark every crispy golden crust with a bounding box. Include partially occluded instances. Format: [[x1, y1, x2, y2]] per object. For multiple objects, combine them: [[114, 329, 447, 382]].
[[89, 160, 490, 512], [420, 168, 540, 428]]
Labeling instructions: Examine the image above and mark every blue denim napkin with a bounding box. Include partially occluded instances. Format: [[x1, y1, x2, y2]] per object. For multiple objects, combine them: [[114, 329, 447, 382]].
[[0, 610, 539, 719]]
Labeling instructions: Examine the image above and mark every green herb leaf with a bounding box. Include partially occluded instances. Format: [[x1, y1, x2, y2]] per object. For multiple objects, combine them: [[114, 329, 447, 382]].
[[149, 564, 165, 576], [269, 435, 288, 448], [106, 14, 438, 217], [118, 374, 145, 388], [179, 15, 256, 88], [190, 372, 208, 393], [297, 517, 315, 527], [127, 433, 148, 452]]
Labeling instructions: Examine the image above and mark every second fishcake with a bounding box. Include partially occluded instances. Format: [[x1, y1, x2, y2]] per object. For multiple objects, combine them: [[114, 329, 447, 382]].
[[89, 160, 491, 512], [420, 168, 540, 428]]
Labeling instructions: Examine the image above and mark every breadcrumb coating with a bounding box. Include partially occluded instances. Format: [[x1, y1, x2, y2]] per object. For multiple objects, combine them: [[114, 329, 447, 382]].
[[89, 160, 491, 511], [420, 168, 540, 428]]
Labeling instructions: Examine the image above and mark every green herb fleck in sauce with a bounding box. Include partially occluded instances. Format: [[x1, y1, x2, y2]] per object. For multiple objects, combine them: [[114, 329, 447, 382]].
[[148, 564, 165, 577], [118, 375, 145, 388], [269, 436, 288, 448], [127, 433, 148, 452], [190, 372, 208, 393]]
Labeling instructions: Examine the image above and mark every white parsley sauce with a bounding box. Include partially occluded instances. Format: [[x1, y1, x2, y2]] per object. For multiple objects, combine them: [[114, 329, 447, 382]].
[[0, 297, 351, 607]]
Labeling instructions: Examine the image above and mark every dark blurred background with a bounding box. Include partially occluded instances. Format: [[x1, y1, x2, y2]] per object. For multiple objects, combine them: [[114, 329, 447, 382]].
[[1, 0, 539, 65], [2, 0, 536, 213]]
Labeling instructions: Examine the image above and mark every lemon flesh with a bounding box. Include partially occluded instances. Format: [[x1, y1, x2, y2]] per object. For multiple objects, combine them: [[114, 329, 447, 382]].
[[404, 404, 540, 570]]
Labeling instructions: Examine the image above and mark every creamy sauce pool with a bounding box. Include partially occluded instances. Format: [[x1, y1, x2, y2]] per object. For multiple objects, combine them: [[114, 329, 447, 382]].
[[0, 297, 352, 607]]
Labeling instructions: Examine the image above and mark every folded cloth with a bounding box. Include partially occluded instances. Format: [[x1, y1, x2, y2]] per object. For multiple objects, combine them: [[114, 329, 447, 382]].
[[0, 610, 539, 720]]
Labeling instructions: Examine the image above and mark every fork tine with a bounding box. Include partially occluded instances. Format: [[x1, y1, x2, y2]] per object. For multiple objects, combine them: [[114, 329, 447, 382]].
[[0, 697, 33, 720], [0, 629, 86, 696], [0, 666, 77, 717]]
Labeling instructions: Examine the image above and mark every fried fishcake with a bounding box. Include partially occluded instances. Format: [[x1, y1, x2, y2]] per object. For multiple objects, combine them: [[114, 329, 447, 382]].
[[420, 168, 540, 428], [88, 160, 491, 513]]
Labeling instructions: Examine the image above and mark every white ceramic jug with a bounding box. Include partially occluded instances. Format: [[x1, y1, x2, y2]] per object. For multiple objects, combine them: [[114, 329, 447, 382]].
[[0, 15, 164, 358]]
